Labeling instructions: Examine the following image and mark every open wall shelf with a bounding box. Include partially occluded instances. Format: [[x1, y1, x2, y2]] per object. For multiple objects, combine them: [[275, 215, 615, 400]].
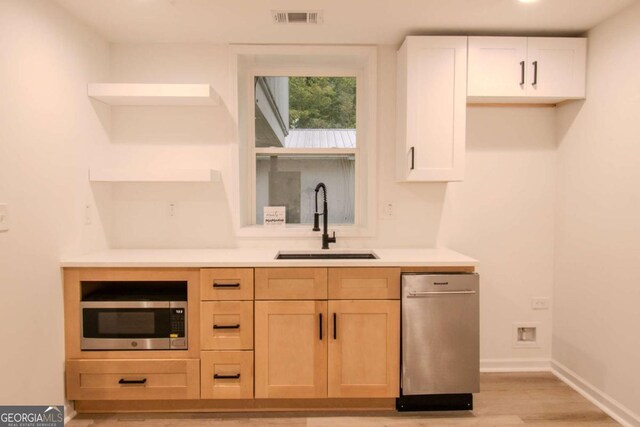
[[87, 83, 220, 106], [89, 168, 222, 183]]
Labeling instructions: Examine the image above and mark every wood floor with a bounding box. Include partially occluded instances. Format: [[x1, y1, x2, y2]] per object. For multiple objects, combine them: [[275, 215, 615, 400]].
[[67, 373, 617, 426]]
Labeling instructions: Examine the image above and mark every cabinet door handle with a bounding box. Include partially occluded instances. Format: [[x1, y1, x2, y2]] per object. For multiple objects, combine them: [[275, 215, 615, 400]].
[[319, 313, 323, 340], [410, 146, 415, 170], [214, 373, 241, 379], [119, 378, 147, 385], [333, 312, 337, 340], [213, 324, 240, 329], [213, 282, 240, 288], [520, 61, 525, 86], [532, 61, 538, 86]]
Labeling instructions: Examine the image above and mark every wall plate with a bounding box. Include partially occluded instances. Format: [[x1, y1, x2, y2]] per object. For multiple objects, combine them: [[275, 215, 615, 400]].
[[512, 322, 541, 348], [532, 297, 551, 310]]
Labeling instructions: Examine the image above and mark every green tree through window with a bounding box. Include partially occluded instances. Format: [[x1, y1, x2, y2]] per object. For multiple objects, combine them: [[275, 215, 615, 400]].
[[289, 77, 356, 129]]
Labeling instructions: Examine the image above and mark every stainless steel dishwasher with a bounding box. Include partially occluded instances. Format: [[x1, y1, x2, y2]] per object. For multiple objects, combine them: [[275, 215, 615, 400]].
[[397, 273, 479, 411]]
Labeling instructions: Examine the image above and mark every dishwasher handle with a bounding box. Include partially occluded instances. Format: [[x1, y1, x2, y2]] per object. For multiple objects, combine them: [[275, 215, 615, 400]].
[[408, 290, 476, 297]]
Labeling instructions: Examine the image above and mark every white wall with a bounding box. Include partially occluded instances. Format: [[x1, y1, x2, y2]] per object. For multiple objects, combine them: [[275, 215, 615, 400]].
[[554, 1, 640, 422], [0, 0, 110, 406], [104, 43, 236, 248], [442, 106, 557, 366]]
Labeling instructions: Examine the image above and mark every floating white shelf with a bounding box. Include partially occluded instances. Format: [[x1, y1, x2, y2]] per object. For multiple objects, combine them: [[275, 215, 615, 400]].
[[89, 168, 222, 183], [87, 83, 220, 106]]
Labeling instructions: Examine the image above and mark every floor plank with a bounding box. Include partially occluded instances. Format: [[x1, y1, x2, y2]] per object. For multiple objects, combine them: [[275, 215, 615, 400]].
[[67, 373, 618, 426]]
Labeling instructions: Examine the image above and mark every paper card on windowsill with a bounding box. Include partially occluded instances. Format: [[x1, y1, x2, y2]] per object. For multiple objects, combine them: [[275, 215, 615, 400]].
[[263, 206, 286, 227]]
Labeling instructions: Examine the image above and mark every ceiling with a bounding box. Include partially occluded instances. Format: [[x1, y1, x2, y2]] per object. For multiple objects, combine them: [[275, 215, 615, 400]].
[[56, 0, 637, 45]]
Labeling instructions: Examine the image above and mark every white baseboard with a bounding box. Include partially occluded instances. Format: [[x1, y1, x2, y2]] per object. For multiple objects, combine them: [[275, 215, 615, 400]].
[[64, 401, 76, 425], [480, 358, 551, 372], [551, 360, 640, 427]]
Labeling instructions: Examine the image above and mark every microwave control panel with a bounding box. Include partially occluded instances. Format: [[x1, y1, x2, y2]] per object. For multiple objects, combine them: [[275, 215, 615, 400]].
[[169, 307, 187, 349]]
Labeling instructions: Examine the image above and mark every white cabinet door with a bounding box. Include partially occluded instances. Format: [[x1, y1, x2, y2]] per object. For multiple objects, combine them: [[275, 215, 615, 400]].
[[526, 37, 587, 99], [468, 37, 527, 98], [396, 36, 467, 182], [468, 36, 587, 102]]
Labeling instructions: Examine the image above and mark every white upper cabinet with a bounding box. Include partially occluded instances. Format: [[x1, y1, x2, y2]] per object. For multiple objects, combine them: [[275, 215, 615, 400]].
[[468, 37, 586, 103], [468, 37, 528, 98], [526, 37, 587, 99], [396, 36, 467, 182]]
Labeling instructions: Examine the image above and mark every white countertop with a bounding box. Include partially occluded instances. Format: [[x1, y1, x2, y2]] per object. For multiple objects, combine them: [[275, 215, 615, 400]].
[[60, 248, 477, 268]]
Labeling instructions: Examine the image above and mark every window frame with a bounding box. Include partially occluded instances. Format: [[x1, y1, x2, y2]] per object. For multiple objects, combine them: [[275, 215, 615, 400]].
[[231, 45, 377, 238]]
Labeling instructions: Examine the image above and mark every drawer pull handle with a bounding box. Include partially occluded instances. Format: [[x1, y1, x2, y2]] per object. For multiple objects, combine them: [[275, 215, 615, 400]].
[[213, 283, 240, 288], [119, 378, 147, 385], [214, 374, 240, 379], [213, 324, 240, 329]]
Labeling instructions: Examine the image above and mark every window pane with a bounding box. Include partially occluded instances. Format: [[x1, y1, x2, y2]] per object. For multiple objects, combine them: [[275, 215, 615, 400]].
[[255, 76, 356, 148], [256, 154, 355, 225]]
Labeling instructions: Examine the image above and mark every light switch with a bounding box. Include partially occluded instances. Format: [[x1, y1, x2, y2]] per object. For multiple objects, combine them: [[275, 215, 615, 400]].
[[531, 297, 550, 310], [0, 204, 9, 232]]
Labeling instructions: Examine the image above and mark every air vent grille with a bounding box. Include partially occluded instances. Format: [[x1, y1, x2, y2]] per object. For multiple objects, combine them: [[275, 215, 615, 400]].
[[272, 10, 324, 24], [273, 11, 288, 24]]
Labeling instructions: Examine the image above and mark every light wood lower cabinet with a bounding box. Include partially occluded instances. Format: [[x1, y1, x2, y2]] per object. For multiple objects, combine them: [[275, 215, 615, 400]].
[[328, 300, 400, 398], [200, 268, 254, 301], [64, 266, 412, 405], [255, 268, 327, 300], [201, 301, 253, 350], [328, 268, 401, 300], [201, 351, 254, 399], [254, 299, 400, 399], [66, 359, 200, 400], [254, 301, 328, 398]]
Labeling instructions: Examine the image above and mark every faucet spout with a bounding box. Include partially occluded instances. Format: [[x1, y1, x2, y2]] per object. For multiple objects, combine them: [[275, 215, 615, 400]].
[[312, 183, 336, 249]]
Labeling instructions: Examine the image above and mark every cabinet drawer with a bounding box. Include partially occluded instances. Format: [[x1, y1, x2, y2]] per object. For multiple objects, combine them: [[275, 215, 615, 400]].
[[255, 268, 327, 300], [328, 268, 401, 300], [201, 351, 254, 399], [201, 301, 253, 350], [66, 359, 199, 400], [200, 269, 254, 301]]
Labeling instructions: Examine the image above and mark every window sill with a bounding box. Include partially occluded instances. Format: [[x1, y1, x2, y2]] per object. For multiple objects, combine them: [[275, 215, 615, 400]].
[[236, 224, 374, 238]]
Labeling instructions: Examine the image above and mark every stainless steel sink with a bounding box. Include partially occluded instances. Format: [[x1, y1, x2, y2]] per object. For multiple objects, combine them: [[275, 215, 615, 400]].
[[276, 250, 379, 260]]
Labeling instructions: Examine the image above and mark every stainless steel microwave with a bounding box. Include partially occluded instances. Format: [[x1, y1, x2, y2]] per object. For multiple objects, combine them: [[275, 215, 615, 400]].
[[80, 294, 187, 351]]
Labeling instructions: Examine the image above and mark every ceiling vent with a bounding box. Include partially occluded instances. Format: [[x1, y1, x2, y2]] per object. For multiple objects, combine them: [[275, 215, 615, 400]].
[[272, 10, 324, 24]]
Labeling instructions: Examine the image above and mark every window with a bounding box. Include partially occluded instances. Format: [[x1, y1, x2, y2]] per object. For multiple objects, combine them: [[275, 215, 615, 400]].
[[254, 76, 357, 225], [233, 46, 377, 236]]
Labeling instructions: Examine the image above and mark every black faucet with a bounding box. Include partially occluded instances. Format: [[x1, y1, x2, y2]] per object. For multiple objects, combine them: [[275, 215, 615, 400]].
[[313, 182, 336, 250]]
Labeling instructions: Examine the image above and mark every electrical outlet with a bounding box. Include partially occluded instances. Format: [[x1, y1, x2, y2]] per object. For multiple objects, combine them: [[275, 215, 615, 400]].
[[381, 202, 393, 219], [0, 204, 9, 232], [84, 204, 92, 225], [168, 202, 177, 218], [513, 322, 540, 348], [531, 297, 550, 310]]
